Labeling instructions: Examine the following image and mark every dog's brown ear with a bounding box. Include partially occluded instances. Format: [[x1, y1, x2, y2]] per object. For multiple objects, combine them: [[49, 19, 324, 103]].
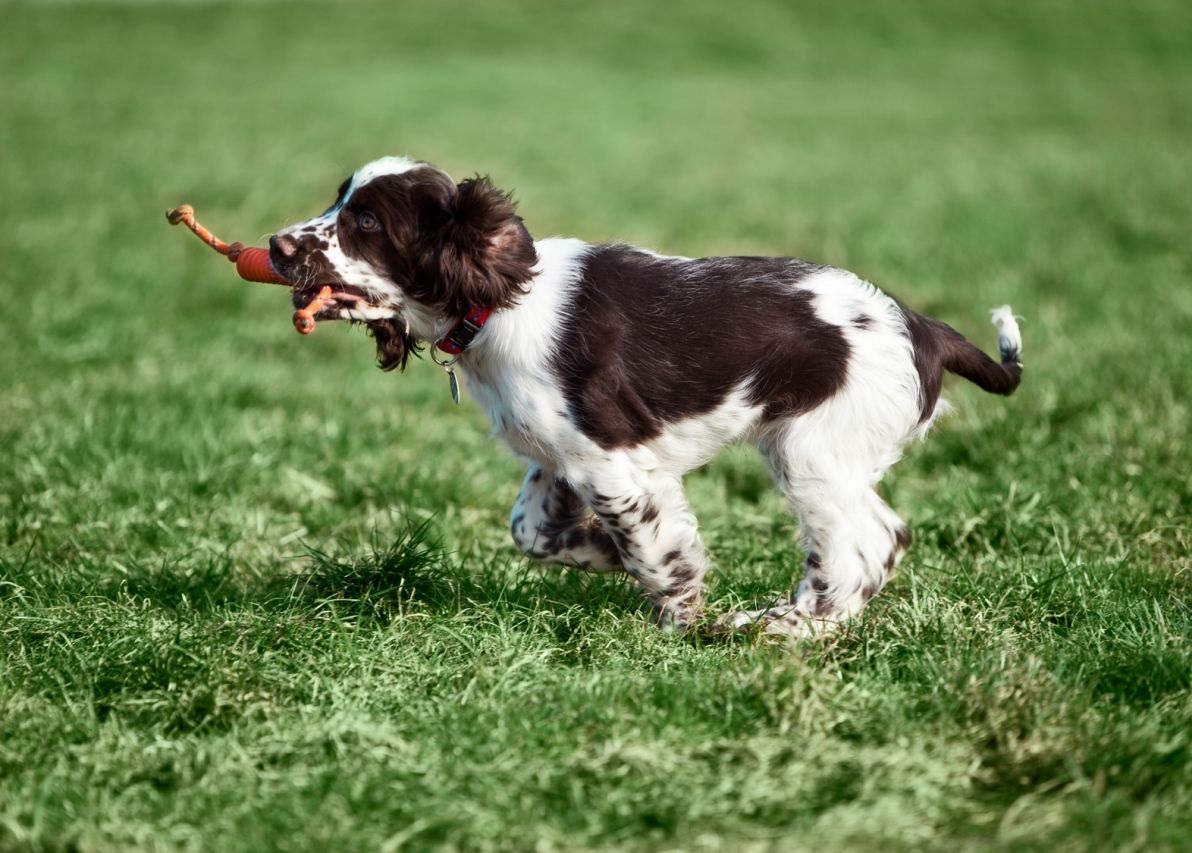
[[367, 317, 421, 371], [435, 177, 538, 316]]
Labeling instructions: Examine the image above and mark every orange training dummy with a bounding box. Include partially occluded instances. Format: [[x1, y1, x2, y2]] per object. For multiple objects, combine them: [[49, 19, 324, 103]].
[[166, 204, 330, 335]]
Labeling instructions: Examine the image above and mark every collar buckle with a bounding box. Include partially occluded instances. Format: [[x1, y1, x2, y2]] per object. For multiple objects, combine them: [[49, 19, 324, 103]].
[[435, 305, 492, 356]]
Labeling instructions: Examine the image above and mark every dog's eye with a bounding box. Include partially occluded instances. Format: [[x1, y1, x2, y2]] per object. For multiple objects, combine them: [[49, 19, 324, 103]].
[[358, 212, 380, 233]]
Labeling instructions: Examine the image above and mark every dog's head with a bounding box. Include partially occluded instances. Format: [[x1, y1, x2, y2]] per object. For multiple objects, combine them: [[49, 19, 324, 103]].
[[269, 157, 538, 370]]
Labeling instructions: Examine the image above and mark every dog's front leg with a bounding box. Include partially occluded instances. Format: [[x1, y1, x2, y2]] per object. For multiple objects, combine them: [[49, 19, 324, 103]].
[[572, 466, 710, 632], [509, 465, 623, 572]]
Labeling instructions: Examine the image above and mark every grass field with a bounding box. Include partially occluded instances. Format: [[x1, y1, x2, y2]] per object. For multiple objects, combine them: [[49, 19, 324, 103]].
[[2, 0, 1191, 849]]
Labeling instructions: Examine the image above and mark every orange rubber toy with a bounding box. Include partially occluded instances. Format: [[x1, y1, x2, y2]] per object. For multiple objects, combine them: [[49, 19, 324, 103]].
[[292, 286, 334, 335], [166, 204, 333, 335]]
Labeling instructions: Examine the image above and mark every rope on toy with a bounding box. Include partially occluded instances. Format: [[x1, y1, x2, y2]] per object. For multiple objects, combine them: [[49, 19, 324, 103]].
[[166, 204, 331, 335], [166, 205, 290, 285]]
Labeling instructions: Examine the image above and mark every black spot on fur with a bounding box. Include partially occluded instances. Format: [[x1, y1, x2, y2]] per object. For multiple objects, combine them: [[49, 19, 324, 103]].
[[513, 477, 622, 568], [553, 247, 850, 449], [665, 564, 697, 596], [609, 528, 631, 553], [884, 525, 912, 572]]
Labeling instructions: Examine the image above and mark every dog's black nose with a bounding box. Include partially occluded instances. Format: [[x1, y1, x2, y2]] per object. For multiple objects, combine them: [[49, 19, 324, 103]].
[[269, 233, 298, 262]]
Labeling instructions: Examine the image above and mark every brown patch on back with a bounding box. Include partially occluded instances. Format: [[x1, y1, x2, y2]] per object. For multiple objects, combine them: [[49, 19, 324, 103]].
[[553, 247, 850, 449]]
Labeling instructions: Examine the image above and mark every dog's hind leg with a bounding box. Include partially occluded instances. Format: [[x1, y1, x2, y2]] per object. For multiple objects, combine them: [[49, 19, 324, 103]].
[[718, 421, 911, 638], [787, 481, 907, 630], [509, 465, 623, 573]]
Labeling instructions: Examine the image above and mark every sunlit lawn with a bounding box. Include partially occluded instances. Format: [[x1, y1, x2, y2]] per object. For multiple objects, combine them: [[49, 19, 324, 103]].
[[2, 1, 1190, 848]]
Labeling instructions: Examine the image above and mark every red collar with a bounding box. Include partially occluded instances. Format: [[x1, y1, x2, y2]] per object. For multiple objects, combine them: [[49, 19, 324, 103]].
[[435, 306, 492, 357]]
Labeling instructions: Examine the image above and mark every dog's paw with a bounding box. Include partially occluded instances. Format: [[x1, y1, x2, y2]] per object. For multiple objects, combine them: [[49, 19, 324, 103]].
[[708, 603, 836, 640], [653, 603, 701, 636]]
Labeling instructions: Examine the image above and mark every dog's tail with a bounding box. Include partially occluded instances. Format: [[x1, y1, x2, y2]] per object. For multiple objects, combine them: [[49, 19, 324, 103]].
[[903, 305, 1024, 418], [927, 305, 1023, 395], [943, 306, 1023, 395]]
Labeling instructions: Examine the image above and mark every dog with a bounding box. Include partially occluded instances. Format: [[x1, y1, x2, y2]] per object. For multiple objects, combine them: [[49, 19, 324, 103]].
[[267, 156, 1023, 636]]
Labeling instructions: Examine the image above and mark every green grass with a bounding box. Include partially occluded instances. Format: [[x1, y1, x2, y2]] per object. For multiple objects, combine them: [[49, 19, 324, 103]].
[[2, 0, 1191, 848]]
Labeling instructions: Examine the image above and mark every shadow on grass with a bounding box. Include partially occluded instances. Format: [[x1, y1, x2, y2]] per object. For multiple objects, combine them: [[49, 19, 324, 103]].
[[290, 521, 648, 628], [2, 522, 648, 733], [0, 520, 640, 624]]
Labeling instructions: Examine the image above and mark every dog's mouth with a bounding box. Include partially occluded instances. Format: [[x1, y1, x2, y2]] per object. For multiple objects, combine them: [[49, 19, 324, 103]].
[[271, 248, 400, 325], [290, 280, 400, 323], [291, 279, 364, 312]]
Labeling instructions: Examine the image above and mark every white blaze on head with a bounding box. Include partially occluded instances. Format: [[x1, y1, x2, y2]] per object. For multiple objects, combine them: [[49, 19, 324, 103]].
[[338, 156, 425, 209], [272, 156, 429, 303]]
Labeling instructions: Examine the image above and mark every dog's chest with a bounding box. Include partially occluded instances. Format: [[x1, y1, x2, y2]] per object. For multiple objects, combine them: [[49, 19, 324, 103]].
[[463, 369, 572, 464]]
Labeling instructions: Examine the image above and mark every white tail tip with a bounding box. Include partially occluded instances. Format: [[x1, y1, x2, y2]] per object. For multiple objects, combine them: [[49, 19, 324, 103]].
[[990, 305, 1022, 362]]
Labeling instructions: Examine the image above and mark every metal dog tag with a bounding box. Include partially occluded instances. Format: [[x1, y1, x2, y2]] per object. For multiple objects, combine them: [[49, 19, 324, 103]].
[[430, 349, 462, 405]]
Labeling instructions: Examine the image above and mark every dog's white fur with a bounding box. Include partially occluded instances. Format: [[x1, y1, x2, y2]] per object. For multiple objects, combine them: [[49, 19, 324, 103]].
[[274, 159, 1023, 636]]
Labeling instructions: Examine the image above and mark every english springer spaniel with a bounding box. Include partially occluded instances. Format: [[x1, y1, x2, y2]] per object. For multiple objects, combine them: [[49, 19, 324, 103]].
[[268, 156, 1023, 637]]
